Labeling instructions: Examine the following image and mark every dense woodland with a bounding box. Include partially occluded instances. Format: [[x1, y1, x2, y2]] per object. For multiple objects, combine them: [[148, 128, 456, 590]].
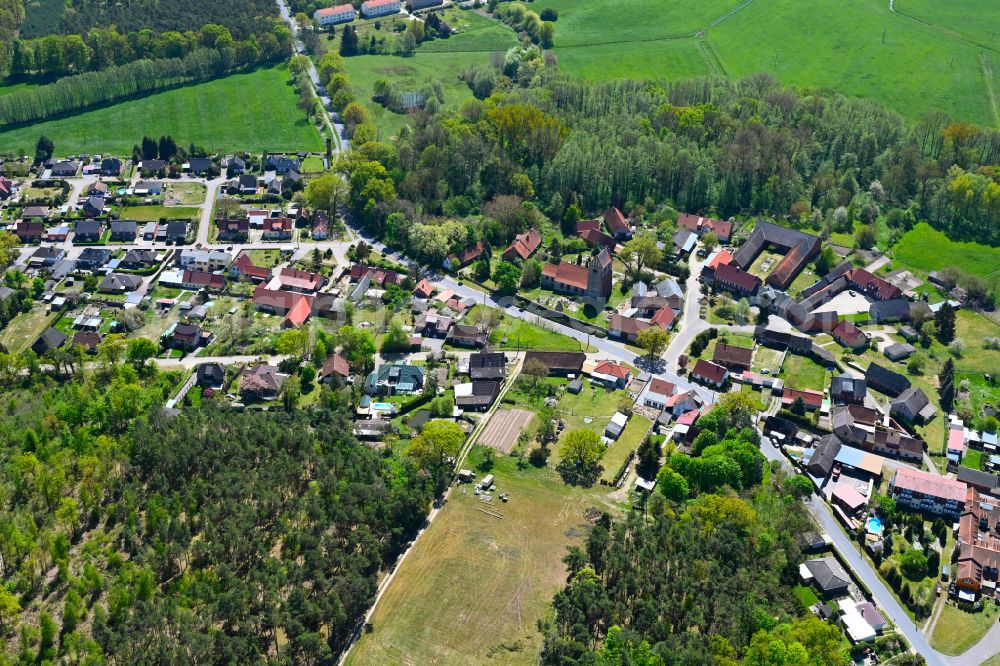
[[21, 0, 278, 41], [338, 55, 1000, 257], [0, 359, 434, 662]]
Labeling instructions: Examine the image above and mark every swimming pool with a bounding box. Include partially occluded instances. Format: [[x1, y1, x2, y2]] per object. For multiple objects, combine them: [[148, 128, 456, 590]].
[[372, 402, 396, 413], [866, 516, 884, 535]]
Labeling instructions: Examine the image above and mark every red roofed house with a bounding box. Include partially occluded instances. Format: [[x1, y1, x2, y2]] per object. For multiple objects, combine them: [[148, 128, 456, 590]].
[[706, 249, 733, 271], [361, 0, 400, 17], [691, 359, 729, 388], [314, 3, 355, 24], [502, 228, 542, 262], [444, 242, 483, 271], [414, 279, 435, 299], [590, 360, 631, 389], [15, 220, 44, 243], [253, 285, 315, 328], [650, 307, 677, 331], [274, 267, 324, 293], [641, 377, 675, 410], [230, 253, 272, 283], [579, 227, 617, 253], [541, 248, 612, 301], [319, 353, 351, 382], [781, 388, 824, 411], [712, 342, 753, 371], [576, 219, 601, 235], [845, 268, 902, 301], [948, 428, 966, 463], [609, 314, 649, 343], [666, 390, 700, 417], [713, 262, 761, 296], [217, 217, 249, 242], [350, 264, 403, 287], [262, 217, 294, 240], [677, 213, 733, 242], [603, 207, 631, 240], [182, 270, 226, 291], [832, 320, 869, 351]]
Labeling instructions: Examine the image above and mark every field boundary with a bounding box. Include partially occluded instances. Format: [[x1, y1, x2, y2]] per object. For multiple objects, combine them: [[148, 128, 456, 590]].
[[981, 52, 1000, 128], [698, 39, 728, 77]]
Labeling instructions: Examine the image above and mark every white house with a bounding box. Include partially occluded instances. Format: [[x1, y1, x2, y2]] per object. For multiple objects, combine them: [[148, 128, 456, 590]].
[[314, 3, 356, 25], [361, 0, 400, 17], [178, 249, 232, 272]]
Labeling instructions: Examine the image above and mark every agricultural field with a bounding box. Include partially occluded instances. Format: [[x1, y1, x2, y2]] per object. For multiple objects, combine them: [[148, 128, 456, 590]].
[[0, 66, 322, 154], [530, 0, 999, 125], [345, 450, 613, 666], [892, 223, 1000, 282]]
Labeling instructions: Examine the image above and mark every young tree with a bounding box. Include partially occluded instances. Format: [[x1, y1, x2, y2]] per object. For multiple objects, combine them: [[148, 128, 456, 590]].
[[126, 337, 159, 372], [636, 327, 670, 359], [380, 318, 410, 353], [407, 419, 465, 493], [700, 231, 718, 252], [656, 467, 689, 502]]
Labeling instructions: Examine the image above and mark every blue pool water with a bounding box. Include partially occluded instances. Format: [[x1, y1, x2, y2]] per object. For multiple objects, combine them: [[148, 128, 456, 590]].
[[372, 402, 395, 412], [866, 516, 884, 535]]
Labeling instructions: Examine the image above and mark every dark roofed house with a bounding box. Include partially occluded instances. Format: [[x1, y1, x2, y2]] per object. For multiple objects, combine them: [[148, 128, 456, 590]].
[[110, 220, 138, 241], [956, 467, 1000, 496], [196, 363, 225, 388], [866, 362, 911, 397], [870, 298, 919, 323], [164, 220, 188, 242], [803, 556, 851, 597], [319, 354, 350, 383], [74, 218, 103, 242], [928, 271, 956, 290], [831, 373, 866, 404], [15, 220, 45, 243], [712, 342, 753, 371], [187, 157, 213, 174], [691, 359, 728, 388], [265, 155, 301, 174], [100, 157, 122, 177], [50, 160, 79, 177], [806, 434, 842, 478], [240, 364, 285, 401], [891, 387, 937, 424], [72, 331, 101, 353], [32, 327, 67, 355], [732, 221, 821, 290], [455, 380, 501, 410], [140, 159, 165, 174], [470, 352, 505, 380], [884, 342, 916, 362], [365, 363, 424, 395], [77, 247, 112, 271], [579, 227, 617, 253], [446, 324, 486, 348], [99, 273, 143, 293], [524, 351, 586, 376], [120, 249, 158, 270]]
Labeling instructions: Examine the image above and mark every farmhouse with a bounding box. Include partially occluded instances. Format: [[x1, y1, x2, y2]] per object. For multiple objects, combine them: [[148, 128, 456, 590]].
[[712, 262, 761, 296], [732, 221, 821, 290], [712, 342, 753, 371], [890, 387, 937, 424], [502, 228, 542, 262], [831, 373, 866, 404], [865, 362, 911, 397], [589, 360, 631, 389], [454, 381, 501, 410], [832, 320, 868, 351], [640, 378, 675, 411], [603, 207, 631, 240], [252, 286, 314, 328], [691, 359, 728, 388], [314, 3, 355, 24], [609, 314, 649, 343], [845, 268, 901, 301], [678, 213, 733, 242], [523, 351, 585, 376], [272, 266, 324, 293]]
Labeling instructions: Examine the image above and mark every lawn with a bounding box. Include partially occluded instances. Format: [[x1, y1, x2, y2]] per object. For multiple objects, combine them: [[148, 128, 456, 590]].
[[961, 448, 982, 471], [893, 223, 1000, 282], [164, 182, 206, 205], [119, 205, 199, 221], [0, 307, 58, 354], [477, 307, 583, 352], [599, 414, 652, 484], [930, 598, 1000, 655], [0, 65, 323, 153], [523, 0, 996, 124], [249, 250, 285, 268], [779, 353, 828, 392], [299, 156, 324, 173], [345, 451, 614, 665], [792, 584, 819, 609], [752, 346, 784, 374]]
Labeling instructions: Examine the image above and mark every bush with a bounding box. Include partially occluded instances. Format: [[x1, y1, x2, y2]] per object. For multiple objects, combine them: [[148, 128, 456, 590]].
[[528, 445, 550, 467]]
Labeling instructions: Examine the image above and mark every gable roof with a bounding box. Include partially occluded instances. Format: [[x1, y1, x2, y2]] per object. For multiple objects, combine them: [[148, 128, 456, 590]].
[[733, 221, 821, 289], [712, 342, 753, 369], [523, 351, 586, 374], [593, 360, 630, 379], [646, 377, 675, 399], [714, 262, 761, 293], [503, 228, 542, 260], [804, 557, 851, 593], [603, 207, 628, 234], [650, 307, 677, 330], [542, 261, 589, 291], [833, 319, 866, 345], [892, 466, 966, 503], [579, 227, 617, 252], [865, 362, 911, 397], [322, 353, 350, 377], [846, 268, 901, 300], [692, 359, 728, 384]]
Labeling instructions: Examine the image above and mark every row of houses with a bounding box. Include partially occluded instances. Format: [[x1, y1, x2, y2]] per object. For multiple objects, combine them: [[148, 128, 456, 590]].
[[314, 0, 443, 26]]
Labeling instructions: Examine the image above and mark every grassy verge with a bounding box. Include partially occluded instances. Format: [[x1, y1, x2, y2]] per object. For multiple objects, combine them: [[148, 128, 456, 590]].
[[930, 598, 1000, 655]]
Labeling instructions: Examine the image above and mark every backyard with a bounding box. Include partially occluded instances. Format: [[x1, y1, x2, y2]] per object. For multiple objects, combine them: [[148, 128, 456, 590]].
[[779, 353, 829, 392], [599, 414, 653, 484]]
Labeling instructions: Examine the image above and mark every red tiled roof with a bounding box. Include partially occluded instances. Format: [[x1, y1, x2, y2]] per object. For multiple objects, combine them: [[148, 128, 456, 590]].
[[263, 217, 294, 232], [317, 3, 353, 14], [610, 314, 649, 336], [707, 249, 733, 270], [781, 388, 823, 408], [603, 207, 628, 234], [503, 228, 542, 261], [364, 0, 397, 6], [650, 307, 677, 330], [712, 341, 753, 369], [183, 270, 225, 290], [833, 319, 866, 344], [579, 227, 616, 252], [234, 253, 271, 280], [648, 378, 675, 398], [594, 361, 630, 379], [692, 359, 728, 384], [542, 261, 589, 291], [846, 268, 902, 300], [576, 219, 600, 234], [284, 295, 313, 328], [322, 353, 350, 377], [277, 266, 322, 291], [677, 409, 700, 425], [715, 262, 761, 292], [678, 213, 733, 240], [414, 279, 434, 298], [893, 467, 966, 502]]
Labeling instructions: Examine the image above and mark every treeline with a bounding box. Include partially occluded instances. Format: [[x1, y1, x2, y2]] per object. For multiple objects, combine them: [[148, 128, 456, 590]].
[[341, 63, 1000, 252], [0, 357, 434, 661], [10, 22, 291, 79], [22, 0, 279, 40], [0, 48, 272, 127], [0, 0, 24, 75]]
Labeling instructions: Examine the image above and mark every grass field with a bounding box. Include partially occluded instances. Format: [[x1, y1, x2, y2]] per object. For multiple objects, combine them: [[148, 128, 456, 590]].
[[478, 306, 583, 352], [527, 0, 999, 125], [599, 414, 652, 484], [792, 583, 819, 609], [119, 205, 199, 221], [0, 307, 58, 354], [930, 598, 1000, 655], [893, 223, 1000, 282], [345, 451, 612, 665], [0, 65, 323, 154], [164, 182, 206, 205], [779, 353, 828, 392]]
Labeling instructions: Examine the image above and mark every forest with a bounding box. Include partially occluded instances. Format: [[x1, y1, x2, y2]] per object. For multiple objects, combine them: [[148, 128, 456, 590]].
[[20, 0, 278, 41], [0, 353, 434, 662], [339, 55, 1000, 260]]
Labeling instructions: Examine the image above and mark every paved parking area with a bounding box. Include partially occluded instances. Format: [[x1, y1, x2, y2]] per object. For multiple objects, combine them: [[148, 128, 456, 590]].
[[812, 291, 872, 315]]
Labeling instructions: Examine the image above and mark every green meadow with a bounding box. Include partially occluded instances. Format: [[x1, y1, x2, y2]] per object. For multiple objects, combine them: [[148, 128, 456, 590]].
[[892, 223, 1000, 281], [0, 65, 323, 154]]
